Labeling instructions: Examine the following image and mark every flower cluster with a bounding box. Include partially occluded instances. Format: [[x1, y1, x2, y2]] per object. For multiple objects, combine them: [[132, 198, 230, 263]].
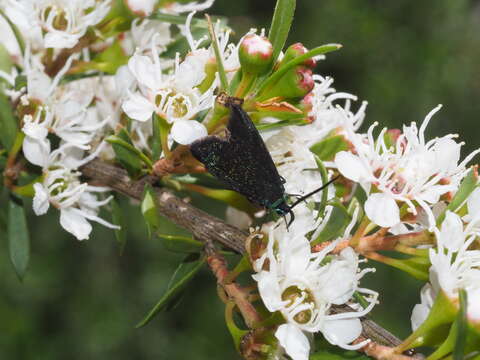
[[1, 1, 479, 359], [252, 206, 377, 359]]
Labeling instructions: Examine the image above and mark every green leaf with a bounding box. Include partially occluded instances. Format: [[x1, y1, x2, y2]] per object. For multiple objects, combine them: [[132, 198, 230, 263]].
[[454, 289, 468, 360], [158, 234, 203, 253], [8, 197, 30, 281], [268, 0, 296, 65], [136, 255, 205, 328], [106, 128, 152, 177], [141, 185, 161, 236], [437, 168, 478, 226], [0, 9, 25, 56], [0, 91, 18, 151], [111, 197, 127, 255], [206, 15, 228, 92], [14, 75, 27, 91], [312, 201, 351, 245], [256, 44, 341, 99], [0, 43, 13, 74], [91, 40, 128, 74], [310, 135, 350, 161], [255, 118, 306, 131], [151, 114, 162, 161]]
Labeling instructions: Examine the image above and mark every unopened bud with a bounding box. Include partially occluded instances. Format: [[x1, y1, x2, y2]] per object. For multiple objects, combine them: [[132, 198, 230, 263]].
[[238, 34, 273, 76], [262, 66, 314, 99], [279, 42, 316, 69]]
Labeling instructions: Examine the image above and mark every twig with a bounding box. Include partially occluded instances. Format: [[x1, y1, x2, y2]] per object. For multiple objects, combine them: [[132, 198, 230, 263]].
[[79, 158, 416, 352], [205, 240, 262, 328], [80, 158, 247, 253]]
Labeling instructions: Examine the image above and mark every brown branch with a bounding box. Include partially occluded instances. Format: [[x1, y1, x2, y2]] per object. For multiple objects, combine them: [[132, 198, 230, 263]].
[[79, 158, 416, 354], [205, 240, 262, 328], [80, 158, 247, 254]]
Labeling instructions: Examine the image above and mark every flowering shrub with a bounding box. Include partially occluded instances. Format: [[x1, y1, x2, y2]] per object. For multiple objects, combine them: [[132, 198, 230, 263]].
[[0, 0, 479, 359]]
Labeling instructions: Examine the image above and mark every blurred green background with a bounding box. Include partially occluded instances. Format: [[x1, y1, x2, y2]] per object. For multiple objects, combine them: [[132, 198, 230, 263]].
[[1, 0, 479, 359]]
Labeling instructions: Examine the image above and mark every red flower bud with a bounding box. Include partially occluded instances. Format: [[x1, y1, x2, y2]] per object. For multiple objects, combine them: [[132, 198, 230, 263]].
[[238, 34, 274, 76]]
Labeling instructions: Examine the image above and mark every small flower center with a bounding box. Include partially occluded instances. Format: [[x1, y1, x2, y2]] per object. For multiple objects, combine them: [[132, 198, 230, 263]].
[[281, 286, 315, 324], [42, 6, 69, 31]]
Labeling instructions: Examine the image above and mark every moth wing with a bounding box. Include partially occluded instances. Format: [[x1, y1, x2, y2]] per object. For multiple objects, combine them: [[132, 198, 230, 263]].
[[190, 133, 284, 206]]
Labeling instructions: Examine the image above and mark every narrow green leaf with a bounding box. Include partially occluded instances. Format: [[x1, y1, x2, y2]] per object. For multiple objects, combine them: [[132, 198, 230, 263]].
[[158, 234, 203, 253], [454, 289, 468, 360], [151, 114, 162, 161], [107, 129, 152, 177], [0, 9, 25, 55], [111, 197, 127, 254], [313, 155, 330, 220], [136, 255, 205, 328], [256, 44, 341, 99], [0, 91, 17, 150], [8, 197, 30, 281], [312, 201, 351, 245], [0, 43, 13, 74], [141, 185, 161, 236], [254, 118, 306, 131], [14, 75, 27, 91], [268, 0, 296, 63], [206, 14, 228, 92], [310, 135, 350, 161], [149, 12, 228, 28], [437, 169, 477, 226]]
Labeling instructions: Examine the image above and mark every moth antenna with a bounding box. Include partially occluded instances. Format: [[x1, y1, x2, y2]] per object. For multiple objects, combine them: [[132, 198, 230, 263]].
[[289, 176, 340, 210], [286, 210, 295, 230]]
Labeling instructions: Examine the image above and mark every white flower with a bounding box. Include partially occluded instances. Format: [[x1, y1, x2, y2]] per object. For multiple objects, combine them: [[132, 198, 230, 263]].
[[120, 18, 172, 55], [121, 35, 213, 145], [412, 210, 480, 328], [252, 211, 377, 358], [32, 148, 119, 240], [335, 105, 480, 229], [2, 0, 111, 49], [161, 0, 215, 14], [410, 283, 435, 331], [304, 75, 367, 143]]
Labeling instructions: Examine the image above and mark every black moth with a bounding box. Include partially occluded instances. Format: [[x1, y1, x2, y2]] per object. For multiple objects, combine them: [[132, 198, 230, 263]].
[[190, 93, 335, 226]]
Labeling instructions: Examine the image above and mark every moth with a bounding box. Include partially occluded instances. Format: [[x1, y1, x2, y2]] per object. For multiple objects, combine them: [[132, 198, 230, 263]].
[[190, 94, 335, 226]]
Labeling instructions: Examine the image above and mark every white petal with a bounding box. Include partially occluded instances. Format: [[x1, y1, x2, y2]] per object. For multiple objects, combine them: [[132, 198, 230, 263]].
[[275, 324, 310, 360], [433, 138, 461, 173], [411, 283, 436, 330], [122, 91, 155, 121], [438, 211, 464, 251], [364, 193, 400, 227], [252, 271, 283, 312], [125, 0, 156, 16], [44, 32, 79, 49], [467, 188, 480, 219], [283, 236, 311, 277], [115, 65, 135, 96], [335, 151, 371, 183], [128, 54, 160, 90], [59, 208, 92, 240], [322, 318, 362, 347], [22, 136, 51, 167], [467, 288, 480, 321], [170, 120, 207, 145], [22, 120, 48, 139], [225, 206, 252, 229], [32, 183, 50, 215]]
